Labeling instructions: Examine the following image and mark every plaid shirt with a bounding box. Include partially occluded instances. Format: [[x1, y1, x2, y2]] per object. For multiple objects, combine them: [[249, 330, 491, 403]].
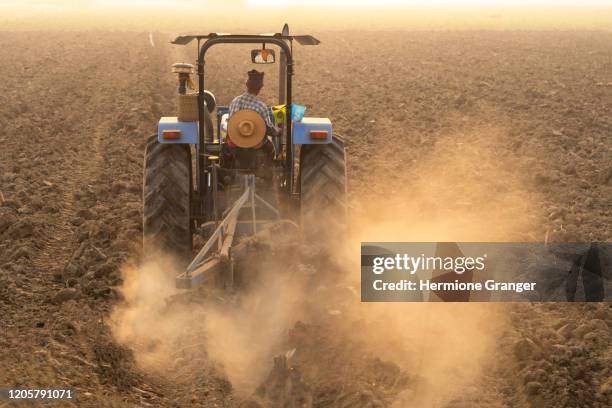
[[229, 92, 274, 128]]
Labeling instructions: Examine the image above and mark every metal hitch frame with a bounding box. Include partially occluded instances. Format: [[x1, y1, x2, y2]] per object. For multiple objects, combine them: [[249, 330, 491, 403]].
[[176, 174, 296, 290]]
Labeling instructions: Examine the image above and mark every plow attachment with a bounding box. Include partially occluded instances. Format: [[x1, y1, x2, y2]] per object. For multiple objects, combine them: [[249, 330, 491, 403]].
[[176, 174, 297, 289]]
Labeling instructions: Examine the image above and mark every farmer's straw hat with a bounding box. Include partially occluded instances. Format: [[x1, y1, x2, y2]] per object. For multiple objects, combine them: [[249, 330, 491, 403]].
[[228, 109, 266, 148]]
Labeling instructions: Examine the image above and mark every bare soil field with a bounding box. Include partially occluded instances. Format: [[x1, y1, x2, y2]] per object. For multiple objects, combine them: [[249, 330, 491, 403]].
[[0, 30, 611, 407]]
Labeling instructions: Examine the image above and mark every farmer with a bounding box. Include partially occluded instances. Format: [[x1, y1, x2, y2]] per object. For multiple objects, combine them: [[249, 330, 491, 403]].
[[225, 70, 278, 172], [228, 69, 280, 144]]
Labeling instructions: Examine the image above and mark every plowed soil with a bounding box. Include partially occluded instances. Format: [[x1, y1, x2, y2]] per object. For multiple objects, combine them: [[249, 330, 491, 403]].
[[0, 30, 611, 407]]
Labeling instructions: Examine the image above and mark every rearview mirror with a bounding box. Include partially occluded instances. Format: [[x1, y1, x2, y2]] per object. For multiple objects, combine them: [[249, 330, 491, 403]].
[[251, 49, 276, 64]]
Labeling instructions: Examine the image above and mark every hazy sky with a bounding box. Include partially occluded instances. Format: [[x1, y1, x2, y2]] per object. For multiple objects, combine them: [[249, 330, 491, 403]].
[[6, 0, 612, 8], [247, 0, 612, 6]]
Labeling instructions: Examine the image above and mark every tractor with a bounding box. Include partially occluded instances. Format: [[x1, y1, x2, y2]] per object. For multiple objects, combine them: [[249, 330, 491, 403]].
[[143, 25, 347, 289]]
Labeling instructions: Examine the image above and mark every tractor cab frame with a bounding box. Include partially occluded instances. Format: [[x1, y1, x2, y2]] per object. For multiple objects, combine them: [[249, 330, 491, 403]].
[[170, 30, 321, 208]]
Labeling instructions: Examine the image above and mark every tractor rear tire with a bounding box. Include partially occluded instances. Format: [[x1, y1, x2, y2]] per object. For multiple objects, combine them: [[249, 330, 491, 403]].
[[300, 135, 347, 239], [143, 135, 192, 265]]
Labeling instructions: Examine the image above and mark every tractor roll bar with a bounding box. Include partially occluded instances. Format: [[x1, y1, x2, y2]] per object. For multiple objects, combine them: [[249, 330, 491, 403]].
[[197, 37, 294, 183]]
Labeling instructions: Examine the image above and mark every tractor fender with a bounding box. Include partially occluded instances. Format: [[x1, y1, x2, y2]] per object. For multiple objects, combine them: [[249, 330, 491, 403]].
[[293, 117, 333, 144], [157, 117, 198, 144]]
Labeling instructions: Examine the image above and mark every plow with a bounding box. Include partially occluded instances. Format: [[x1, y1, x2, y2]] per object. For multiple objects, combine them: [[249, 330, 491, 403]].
[[143, 25, 347, 290], [175, 173, 298, 289]]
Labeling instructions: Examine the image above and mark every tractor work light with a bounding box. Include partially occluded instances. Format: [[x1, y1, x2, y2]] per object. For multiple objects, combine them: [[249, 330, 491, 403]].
[[309, 130, 328, 139], [162, 130, 182, 139]]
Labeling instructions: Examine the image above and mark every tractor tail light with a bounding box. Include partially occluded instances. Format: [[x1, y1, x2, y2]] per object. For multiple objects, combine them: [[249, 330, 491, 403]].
[[309, 130, 328, 139], [163, 130, 182, 139]]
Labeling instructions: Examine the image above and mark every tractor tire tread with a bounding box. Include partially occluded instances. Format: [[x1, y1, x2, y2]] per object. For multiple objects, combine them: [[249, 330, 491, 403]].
[[143, 135, 192, 264], [300, 135, 347, 238]]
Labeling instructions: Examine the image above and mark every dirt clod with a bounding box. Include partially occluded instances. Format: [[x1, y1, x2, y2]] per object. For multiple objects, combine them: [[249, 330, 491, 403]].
[[513, 338, 539, 362], [52, 288, 80, 304]]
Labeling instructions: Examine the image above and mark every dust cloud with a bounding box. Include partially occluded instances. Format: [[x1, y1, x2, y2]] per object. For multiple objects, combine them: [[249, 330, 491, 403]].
[[110, 244, 308, 395], [330, 124, 543, 406], [350, 124, 541, 244], [111, 124, 543, 405], [197, 258, 308, 392], [109, 253, 184, 370]]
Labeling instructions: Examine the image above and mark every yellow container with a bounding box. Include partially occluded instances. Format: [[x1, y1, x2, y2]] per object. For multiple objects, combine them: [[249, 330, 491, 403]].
[[272, 104, 286, 125]]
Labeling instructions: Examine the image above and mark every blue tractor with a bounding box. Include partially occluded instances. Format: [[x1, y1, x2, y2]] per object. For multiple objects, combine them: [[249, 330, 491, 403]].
[[143, 26, 347, 289]]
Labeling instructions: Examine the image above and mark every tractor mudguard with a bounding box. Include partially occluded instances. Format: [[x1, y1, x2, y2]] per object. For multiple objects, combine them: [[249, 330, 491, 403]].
[[157, 117, 198, 144], [293, 117, 333, 144]]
